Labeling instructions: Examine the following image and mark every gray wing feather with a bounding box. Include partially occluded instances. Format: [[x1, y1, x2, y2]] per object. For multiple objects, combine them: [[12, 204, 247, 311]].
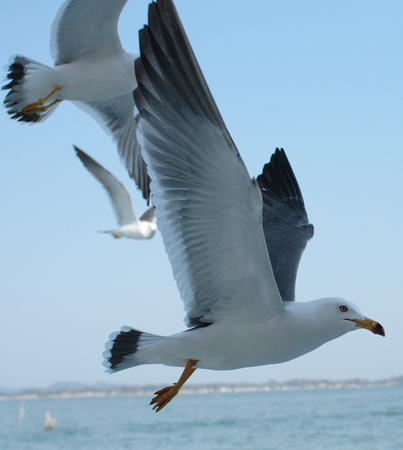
[[75, 94, 150, 201], [74, 146, 138, 226], [134, 0, 283, 327], [139, 206, 156, 223], [51, 0, 128, 65], [257, 149, 314, 302]]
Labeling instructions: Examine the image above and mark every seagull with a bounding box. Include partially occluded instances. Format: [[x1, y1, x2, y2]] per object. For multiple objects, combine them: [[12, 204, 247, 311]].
[[3, 0, 150, 200], [74, 146, 156, 240], [103, 0, 385, 411]]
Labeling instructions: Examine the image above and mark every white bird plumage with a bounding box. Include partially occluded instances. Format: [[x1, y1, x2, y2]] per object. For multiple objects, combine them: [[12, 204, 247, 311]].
[[74, 146, 156, 240], [98, 0, 384, 412], [3, 0, 150, 199]]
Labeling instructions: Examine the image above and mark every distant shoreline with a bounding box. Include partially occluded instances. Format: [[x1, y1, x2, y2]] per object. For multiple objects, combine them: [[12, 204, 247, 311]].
[[1, 376, 402, 401]]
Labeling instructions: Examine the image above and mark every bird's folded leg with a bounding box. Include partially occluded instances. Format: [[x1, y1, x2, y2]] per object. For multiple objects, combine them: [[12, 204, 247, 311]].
[[150, 359, 198, 412], [22, 86, 62, 114]]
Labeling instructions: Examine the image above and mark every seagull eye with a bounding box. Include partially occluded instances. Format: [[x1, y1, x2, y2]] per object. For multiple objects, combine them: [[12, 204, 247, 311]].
[[339, 305, 348, 312]]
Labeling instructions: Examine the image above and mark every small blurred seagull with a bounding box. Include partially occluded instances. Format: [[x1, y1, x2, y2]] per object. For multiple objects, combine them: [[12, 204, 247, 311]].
[[103, 0, 384, 412], [75, 146, 156, 240], [3, 0, 150, 199]]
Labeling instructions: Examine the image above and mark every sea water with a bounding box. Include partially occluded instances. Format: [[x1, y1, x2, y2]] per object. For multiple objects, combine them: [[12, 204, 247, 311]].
[[1, 387, 402, 449]]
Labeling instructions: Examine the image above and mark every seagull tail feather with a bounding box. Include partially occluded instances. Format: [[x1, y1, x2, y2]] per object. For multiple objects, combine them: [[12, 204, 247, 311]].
[[102, 326, 167, 373], [3, 55, 59, 123]]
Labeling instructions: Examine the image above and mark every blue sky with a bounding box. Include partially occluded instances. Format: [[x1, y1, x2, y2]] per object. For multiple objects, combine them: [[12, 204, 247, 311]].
[[0, 0, 402, 390]]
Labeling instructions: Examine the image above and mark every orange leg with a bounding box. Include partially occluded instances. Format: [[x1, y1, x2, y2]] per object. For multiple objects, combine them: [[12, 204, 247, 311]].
[[22, 86, 62, 115], [150, 359, 198, 412]]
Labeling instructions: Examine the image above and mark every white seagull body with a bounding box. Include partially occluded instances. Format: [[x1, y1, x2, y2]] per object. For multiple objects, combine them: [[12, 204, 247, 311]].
[[3, 0, 150, 199], [75, 146, 156, 240], [103, 0, 384, 411]]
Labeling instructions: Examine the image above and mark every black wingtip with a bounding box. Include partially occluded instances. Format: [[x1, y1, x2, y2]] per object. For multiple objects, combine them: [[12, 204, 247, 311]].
[[73, 145, 90, 165], [257, 148, 304, 204]]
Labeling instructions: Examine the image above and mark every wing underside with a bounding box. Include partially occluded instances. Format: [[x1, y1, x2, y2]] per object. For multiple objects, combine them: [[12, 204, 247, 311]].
[[135, 0, 283, 326], [52, 0, 128, 65]]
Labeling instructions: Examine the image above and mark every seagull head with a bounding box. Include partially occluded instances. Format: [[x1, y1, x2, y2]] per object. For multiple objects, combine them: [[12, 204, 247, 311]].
[[315, 298, 385, 338]]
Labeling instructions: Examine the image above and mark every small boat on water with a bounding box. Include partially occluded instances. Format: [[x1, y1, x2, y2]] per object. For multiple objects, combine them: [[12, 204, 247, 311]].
[[45, 411, 56, 430], [18, 403, 24, 428]]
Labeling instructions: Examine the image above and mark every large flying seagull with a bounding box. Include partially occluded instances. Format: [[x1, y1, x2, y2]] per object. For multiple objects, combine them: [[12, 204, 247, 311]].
[[103, 0, 384, 411]]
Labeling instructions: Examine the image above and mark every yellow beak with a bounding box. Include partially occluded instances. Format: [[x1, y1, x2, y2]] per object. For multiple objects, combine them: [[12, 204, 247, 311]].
[[348, 316, 385, 336]]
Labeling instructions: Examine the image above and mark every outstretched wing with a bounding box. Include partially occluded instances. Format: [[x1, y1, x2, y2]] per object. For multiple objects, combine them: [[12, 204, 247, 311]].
[[134, 0, 283, 327], [74, 146, 138, 226], [257, 149, 314, 302], [75, 95, 151, 201], [51, 0, 128, 65]]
